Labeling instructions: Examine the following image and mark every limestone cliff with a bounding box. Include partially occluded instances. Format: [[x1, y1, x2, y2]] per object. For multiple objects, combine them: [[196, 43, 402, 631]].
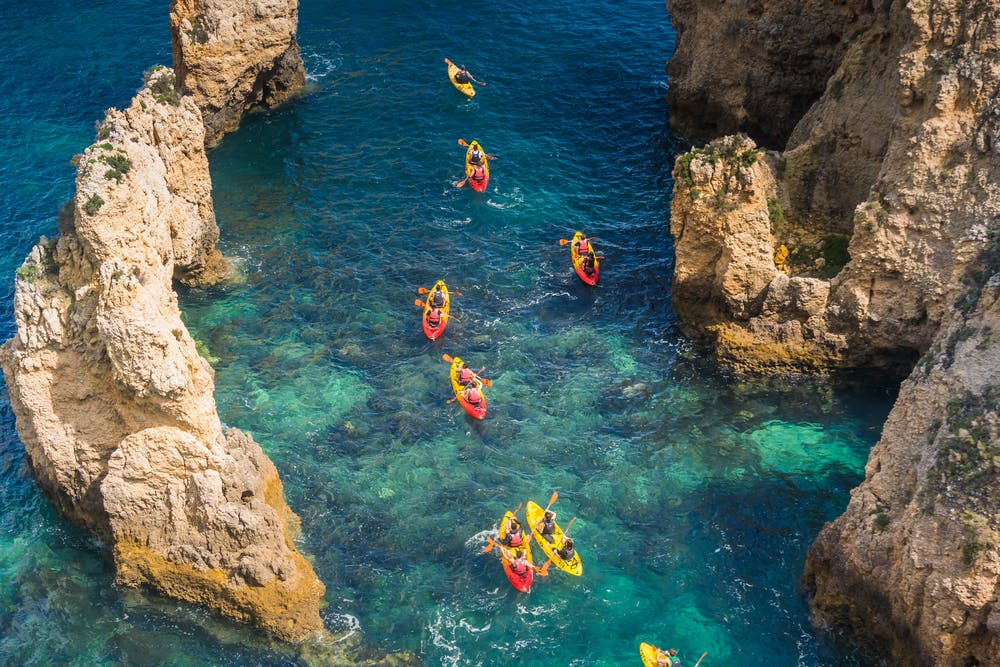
[[170, 0, 305, 145], [669, 0, 1000, 375], [803, 263, 1000, 665], [0, 70, 325, 643], [666, 0, 873, 148], [666, 0, 1000, 661]]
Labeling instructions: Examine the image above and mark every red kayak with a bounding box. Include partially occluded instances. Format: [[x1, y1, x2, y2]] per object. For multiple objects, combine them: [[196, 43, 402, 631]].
[[497, 511, 534, 592], [570, 231, 599, 285]]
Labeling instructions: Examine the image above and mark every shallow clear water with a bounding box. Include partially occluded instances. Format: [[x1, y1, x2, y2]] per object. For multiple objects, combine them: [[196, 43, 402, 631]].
[[0, 1, 898, 665]]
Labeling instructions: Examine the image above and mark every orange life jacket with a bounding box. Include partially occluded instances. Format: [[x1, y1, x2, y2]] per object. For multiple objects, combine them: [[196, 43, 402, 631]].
[[459, 367, 473, 383], [466, 386, 481, 404]]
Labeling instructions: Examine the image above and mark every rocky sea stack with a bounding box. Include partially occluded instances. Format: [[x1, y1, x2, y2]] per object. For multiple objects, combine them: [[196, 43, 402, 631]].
[[171, 0, 306, 145], [0, 68, 325, 643], [667, 0, 999, 663]]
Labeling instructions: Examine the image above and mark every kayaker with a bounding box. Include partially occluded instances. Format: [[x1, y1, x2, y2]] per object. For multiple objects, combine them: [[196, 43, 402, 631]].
[[510, 549, 530, 577], [454, 65, 472, 84], [430, 287, 446, 308], [427, 307, 442, 328], [464, 379, 483, 406], [655, 647, 679, 666], [537, 510, 557, 542], [468, 145, 485, 166], [581, 253, 596, 276], [556, 537, 575, 561], [458, 364, 474, 386], [470, 166, 486, 184], [576, 237, 590, 255], [502, 517, 524, 548]]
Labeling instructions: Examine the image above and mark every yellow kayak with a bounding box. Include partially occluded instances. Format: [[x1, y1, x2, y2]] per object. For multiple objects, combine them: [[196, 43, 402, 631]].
[[445, 58, 475, 98], [525, 500, 582, 576]]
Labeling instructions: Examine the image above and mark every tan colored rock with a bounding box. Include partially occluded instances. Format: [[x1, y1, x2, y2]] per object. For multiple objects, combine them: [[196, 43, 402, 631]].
[[667, 0, 1000, 660], [666, 0, 873, 147], [0, 71, 325, 643], [171, 0, 305, 145], [804, 272, 1000, 665]]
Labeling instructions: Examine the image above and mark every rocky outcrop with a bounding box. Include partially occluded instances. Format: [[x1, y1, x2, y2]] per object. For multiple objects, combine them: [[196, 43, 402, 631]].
[[667, 0, 1000, 660], [0, 71, 325, 642], [803, 261, 1000, 665], [170, 0, 305, 145], [669, 0, 1000, 374], [665, 0, 873, 148]]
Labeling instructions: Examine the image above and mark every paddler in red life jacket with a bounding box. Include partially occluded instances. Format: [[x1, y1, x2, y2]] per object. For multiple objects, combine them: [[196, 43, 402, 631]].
[[510, 549, 530, 577], [427, 306, 442, 328], [457, 364, 474, 386], [576, 237, 590, 255], [501, 516, 524, 548], [470, 166, 486, 184], [463, 379, 483, 406]]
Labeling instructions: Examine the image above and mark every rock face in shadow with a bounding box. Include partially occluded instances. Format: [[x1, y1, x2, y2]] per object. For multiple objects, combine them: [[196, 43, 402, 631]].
[[667, 0, 1000, 661], [170, 0, 305, 145], [669, 0, 1000, 375], [0, 71, 325, 642], [666, 0, 873, 148], [803, 269, 1000, 666]]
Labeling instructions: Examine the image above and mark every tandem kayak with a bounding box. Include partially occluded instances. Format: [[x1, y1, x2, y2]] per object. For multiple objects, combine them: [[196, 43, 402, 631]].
[[570, 231, 599, 285], [525, 500, 582, 576], [449, 356, 487, 420], [421, 280, 451, 340], [465, 140, 490, 192], [497, 511, 534, 592], [445, 58, 475, 98]]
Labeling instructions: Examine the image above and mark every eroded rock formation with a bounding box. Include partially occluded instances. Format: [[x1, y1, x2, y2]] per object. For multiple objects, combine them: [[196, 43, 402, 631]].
[[669, 0, 1000, 375], [804, 265, 1000, 666], [667, 0, 1000, 661], [0, 70, 325, 643], [170, 0, 306, 145]]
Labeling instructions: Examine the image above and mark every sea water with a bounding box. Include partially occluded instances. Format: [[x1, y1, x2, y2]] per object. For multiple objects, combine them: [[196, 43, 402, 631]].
[[0, 1, 897, 664]]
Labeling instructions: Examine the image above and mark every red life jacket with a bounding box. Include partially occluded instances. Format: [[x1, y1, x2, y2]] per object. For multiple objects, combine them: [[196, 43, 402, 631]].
[[472, 167, 485, 182], [466, 386, 481, 404], [459, 368, 473, 383], [508, 530, 523, 547], [427, 308, 441, 326], [512, 558, 528, 575], [577, 239, 589, 254]]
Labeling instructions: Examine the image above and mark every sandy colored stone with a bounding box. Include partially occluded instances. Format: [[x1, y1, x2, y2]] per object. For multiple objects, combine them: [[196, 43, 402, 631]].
[[667, 0, 1000, 660], [171, 0, 305, 145], [0, 72, 324, 643]]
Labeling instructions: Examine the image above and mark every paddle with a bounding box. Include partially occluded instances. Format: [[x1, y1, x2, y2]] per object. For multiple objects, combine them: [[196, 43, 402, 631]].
[[458, 138, 498, 159], [559, 236, 598, 246], [543, 491, 558, 513], [694, 652, 708, 667], [563, 516, 577, 535], [441, 354, 493, 386], [418, 287, 463, 296]]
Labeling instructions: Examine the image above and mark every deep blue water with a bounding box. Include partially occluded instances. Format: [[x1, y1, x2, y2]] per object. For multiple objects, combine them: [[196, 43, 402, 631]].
[[0, 1, 897, 665]]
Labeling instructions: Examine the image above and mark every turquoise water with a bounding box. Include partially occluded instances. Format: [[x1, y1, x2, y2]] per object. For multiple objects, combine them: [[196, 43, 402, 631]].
[[0, 1, 899, 665]]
